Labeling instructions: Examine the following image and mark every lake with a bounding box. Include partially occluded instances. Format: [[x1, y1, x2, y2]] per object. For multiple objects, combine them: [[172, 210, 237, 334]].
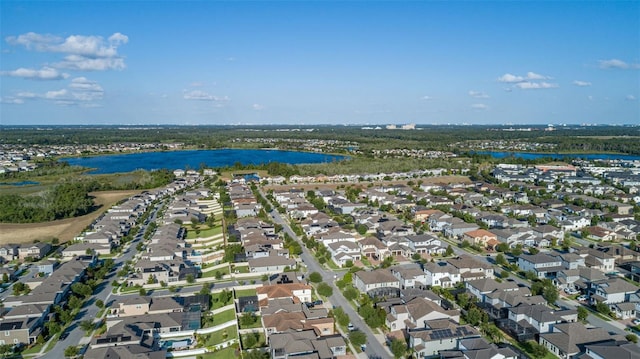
[[62, 149, 346, 174], [475, 151, 640, 161]]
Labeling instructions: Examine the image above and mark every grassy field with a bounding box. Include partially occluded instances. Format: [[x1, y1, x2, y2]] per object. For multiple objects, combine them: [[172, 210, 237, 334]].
[[0, 190, 140, 244], [200, 346, 238, 359]]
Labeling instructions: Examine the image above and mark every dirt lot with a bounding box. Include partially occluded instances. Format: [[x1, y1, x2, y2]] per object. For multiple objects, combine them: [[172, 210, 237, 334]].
[[264, 175, 471, 192], [0, 190, 140, 245]]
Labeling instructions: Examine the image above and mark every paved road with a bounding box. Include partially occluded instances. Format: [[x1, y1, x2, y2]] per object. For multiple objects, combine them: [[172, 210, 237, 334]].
[[41, 203, 164, 358], [270, 208, 392, 359]]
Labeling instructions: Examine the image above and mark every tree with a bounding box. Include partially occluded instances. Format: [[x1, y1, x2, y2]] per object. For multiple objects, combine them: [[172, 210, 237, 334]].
[[186, 274, 195, 284], [139, 288, 147, 296], [577, 306, 589, 322], [0, 344, 13, 358], [243, 333, 258, 348], [445, 244, 454, 257], [240, 312, 258, 327], [543, 285, 558, 304], [200, 282, 211, 295], [95, 299, 104, 308], [343, 286, 359, 301], [529, 247, 540, 255], [495, 253, 507, 266], [1, 273, 8, 283], [64, 345, 79, 358], [390, 338, 407, 359], [317, 282, 333, 297], [626, 334, 638, 343], [349, 330, 367, 347], [496, 243, 509, 252], [79, 319, 95, 334], [220, 289, 233, 305], [309, 272, 323, 283], [527, 340, 548, 358], [332, 307, 350, 327]]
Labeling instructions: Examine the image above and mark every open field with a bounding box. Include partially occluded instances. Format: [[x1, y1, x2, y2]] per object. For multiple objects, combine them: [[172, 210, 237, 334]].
[[0, 190, 140, 244]]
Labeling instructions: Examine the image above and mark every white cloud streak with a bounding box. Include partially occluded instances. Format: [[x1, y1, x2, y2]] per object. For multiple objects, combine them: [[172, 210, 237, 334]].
[[573, 80, 592, 87], [598, 59, 640, 69], [183, 90, 229, 102], [471, 103, 489, 110], [514, 81, 559, 89], [5, 32, 129, 71], [468, 91, 489, 99], [1, 66, 69, 80]]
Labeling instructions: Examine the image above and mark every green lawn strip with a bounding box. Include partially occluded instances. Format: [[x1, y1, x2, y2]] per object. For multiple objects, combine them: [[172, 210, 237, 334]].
[[203, 326, 238, 347], [186, 225, 223, 239], [201, 346, 238, 359], [234, 288, 257, 298], [201, 266, 230, 278], [212, 309, 237, 326], [232, 265, 250, 273]]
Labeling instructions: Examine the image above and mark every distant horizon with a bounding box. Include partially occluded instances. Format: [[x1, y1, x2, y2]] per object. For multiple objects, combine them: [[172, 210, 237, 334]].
[[2, 122, 640, 128], [1, 1, 638, 125]]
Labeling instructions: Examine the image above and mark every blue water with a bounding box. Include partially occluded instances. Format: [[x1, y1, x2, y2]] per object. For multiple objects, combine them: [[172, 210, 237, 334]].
[[62, 149, 346, 174], [475, 151, 640, 161], [0, 181, 40, 186]]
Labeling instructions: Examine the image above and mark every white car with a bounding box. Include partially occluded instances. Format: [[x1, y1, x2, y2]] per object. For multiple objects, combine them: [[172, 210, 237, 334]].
[[577, 295, 588, 301], [564, 287, 579, 295], [633, 319, 640, 326]]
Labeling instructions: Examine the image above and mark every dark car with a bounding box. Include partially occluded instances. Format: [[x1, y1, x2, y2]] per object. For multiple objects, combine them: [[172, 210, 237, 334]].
[[60, 331, 69, 340], [313, 300, 323, 306]]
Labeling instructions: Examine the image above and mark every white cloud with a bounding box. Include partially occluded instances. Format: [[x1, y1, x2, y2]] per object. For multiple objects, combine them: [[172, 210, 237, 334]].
[[471, 103, 489, 110], [422, 95, 432, 100], [1, 66, 69, 80], [252, 104, 264, 110], [573, 80, 592, 87], [0, 97, 25, 104], [598, 59, 640, 69], [6, 32, 129, 71], [588, 95, 594, 101], [626, 95, 637, 101], [16, 91, 38, 99], [526, 72, 549, 80], [70, 77, 103, 92], [55, 55, 126, 71], [183, 90, 229, 102], [468, 91, 489, 99], [514, 81, 559, 90], [44, 89, 68, 99], [497, 73, 524, 83]]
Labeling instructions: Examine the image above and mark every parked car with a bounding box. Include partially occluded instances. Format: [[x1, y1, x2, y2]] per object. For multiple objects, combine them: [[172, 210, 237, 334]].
[[564, 287, 579, 295], [577, 295, 588, 301], [632, 319, 640, 326], [347, 323, 355, 331]]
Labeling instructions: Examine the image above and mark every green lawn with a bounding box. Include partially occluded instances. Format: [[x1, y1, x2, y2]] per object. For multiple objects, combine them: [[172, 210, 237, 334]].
[[212, 309, 237, 326], [203, 326, 238, 347], [202, 266, 230, 278], [235, 288, 257, 298], [238, 314, 262, 329], [200, 347, 238, 359], [210, 290, 235, 309], [186, 226, 223, 239], [233, 265, 250, 273]]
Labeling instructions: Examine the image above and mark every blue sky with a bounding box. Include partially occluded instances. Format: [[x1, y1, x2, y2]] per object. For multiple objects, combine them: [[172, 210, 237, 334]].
[[1, 1, 638, 125]]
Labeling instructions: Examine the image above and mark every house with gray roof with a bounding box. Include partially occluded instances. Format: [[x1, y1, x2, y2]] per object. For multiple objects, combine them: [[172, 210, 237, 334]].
[[539, 322, 617, 359]]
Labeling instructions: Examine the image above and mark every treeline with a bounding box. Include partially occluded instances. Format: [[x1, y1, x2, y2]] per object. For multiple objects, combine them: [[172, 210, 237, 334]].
[[0, 182, 98, 222], [0, 169, 174, 223], [2, 125, 639, 154]]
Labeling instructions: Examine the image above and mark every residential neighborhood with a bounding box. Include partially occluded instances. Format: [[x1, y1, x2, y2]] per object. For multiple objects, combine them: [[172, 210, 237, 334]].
[[0, 154, 640, 359]]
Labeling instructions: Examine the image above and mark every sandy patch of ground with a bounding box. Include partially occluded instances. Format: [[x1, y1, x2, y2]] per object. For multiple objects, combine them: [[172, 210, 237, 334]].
[[0, 190, 140, 245]]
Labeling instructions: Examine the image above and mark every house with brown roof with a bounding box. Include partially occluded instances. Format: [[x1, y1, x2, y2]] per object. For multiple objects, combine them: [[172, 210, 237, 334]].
[[256, 283, 312, 304], [463, 229, 498, 249]]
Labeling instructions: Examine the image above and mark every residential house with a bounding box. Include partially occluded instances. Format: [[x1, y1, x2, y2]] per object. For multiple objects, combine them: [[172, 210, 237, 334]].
[[423, 262, 461, 288], [353, 269, 401, 298], [517, 253, 564, 279], [539, 322, 615, 359]]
